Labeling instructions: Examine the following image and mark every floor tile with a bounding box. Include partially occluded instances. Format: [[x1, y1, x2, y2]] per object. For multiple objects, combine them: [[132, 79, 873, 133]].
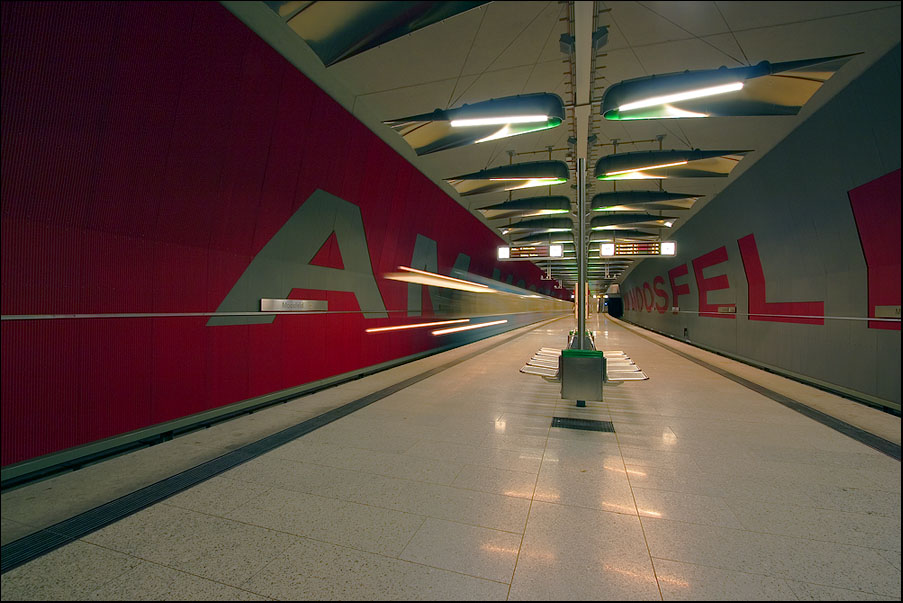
[[533, 463, 636, 514], [0, 541, 141, 601], [451, 464, 537, 499], [784, 578, 900, 601], [224, 486, 425, 556], [241, 538, 509, 600], [0, 517, 37, 546], [162, 476, 272, 517], [269, 440, 464, 485], [84, 560, 271, 601], [724, 497, 902, 551], [222, 455, 380, 502], [82, 504, 300, 586], [632, 487, 742, 527], [802, 482, 903, 516], [399, 517, 522, 583], [642, 516, 902, 597], [508, 501, 660, 600], [652, 558, 797, 600], [378, 480, 532, 534]]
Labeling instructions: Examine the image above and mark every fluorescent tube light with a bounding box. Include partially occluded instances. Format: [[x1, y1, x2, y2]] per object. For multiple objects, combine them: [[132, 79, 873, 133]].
[[451, 115, 548, 127], [619, 82, 744, 112], [605, 161, 687, 177], [503, 178, 568, 191]]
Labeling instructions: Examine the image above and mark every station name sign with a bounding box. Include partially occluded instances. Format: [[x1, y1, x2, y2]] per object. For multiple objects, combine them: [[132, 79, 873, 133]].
[[600, 241, 675, 257], [498, 244, 564, 260]]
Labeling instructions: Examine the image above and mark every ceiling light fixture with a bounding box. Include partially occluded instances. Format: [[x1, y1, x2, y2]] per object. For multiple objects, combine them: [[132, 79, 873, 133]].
[[451, 115, 549, 127], [604, 161, 688, 177], [275, 1, 490, 66], [447, 160, 570, 196], [385, 93, 565, 155], [478, 195, 571, 220], [596, 150, 750, 181], [602, 54, 859, 121], [590, 213, 678, 230], [502, 217, 574, 232], [592, 190, 702, 212], [512, 231, 575, 245], [619, 82, 744, 112]]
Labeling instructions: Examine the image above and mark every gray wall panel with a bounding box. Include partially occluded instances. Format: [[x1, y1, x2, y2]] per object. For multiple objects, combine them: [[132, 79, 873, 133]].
[[621, 45, 901, 409]]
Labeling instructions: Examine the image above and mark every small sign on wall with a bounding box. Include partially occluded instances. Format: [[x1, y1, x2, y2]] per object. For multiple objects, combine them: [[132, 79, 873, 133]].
[[260, 299, 328, 312], [875, 305, 901, 318]]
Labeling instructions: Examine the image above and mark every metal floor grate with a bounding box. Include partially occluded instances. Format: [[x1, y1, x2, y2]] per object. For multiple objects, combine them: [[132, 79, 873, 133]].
[[551, 417, 614, 432]]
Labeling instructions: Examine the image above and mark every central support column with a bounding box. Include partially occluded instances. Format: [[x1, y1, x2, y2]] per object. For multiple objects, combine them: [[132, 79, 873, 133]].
[[577, 156, 586, 349]]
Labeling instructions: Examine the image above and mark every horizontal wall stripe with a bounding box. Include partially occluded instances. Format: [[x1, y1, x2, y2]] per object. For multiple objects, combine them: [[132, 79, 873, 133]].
[[3, 311, 895, 322]]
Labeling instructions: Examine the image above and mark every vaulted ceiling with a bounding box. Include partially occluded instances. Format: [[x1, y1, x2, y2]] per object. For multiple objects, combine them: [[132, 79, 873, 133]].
[[226, 1, 901, 292]]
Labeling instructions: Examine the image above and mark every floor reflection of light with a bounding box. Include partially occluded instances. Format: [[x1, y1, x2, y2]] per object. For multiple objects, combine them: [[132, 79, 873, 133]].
[[602, 564, 652, 581], [504, 490, 534, 498], [602, 503, 637, 514], [480, 543, 520, 555], [495, 419, 506, 433], [662, 430, 677, 445], [519, 548, 558, 561], [598, 502, 663, 517], [656, 574, 690, 588], [603, 464, 646, 477]]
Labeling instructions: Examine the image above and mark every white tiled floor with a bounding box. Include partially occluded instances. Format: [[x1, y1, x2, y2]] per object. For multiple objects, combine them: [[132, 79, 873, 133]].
[[1, 314, 900, 600]]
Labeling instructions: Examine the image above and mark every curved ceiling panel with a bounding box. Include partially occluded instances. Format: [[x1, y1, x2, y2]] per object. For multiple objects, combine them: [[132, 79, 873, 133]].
[[384, 93, 565, 155], [277, 1, 488, 66], [446, 160, 570, 196], [595, 150, 750, 180], [601, 54, 858, 120]]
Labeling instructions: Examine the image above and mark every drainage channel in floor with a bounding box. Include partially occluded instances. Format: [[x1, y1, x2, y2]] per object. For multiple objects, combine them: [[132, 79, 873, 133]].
[[551, 417, 615, 432]]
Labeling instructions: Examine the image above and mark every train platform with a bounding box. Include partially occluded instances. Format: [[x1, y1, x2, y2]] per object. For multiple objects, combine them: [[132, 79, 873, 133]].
[[1, 314, 900, 600]]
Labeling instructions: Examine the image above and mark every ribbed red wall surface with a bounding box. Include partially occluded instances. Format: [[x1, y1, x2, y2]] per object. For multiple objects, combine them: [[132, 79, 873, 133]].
[[849, 169, 902, 330], [0, 2, 563, 466]]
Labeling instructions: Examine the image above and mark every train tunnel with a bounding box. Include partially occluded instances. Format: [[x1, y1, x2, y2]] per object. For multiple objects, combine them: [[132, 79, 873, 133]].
[[1, 1, 900, 599]]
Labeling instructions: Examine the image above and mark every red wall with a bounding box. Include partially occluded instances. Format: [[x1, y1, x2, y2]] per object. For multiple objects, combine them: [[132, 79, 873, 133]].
[[0, 2, 562, 466], [849, 170, 902, 330]]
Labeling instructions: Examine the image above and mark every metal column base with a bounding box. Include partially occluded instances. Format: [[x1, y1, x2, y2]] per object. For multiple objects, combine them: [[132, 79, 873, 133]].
[[559, 350, 606, 406]]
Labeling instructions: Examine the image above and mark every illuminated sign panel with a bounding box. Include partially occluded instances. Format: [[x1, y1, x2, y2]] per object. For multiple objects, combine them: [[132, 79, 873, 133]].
[[499, 245, 565, 260], [599, 241, 677, 257]]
